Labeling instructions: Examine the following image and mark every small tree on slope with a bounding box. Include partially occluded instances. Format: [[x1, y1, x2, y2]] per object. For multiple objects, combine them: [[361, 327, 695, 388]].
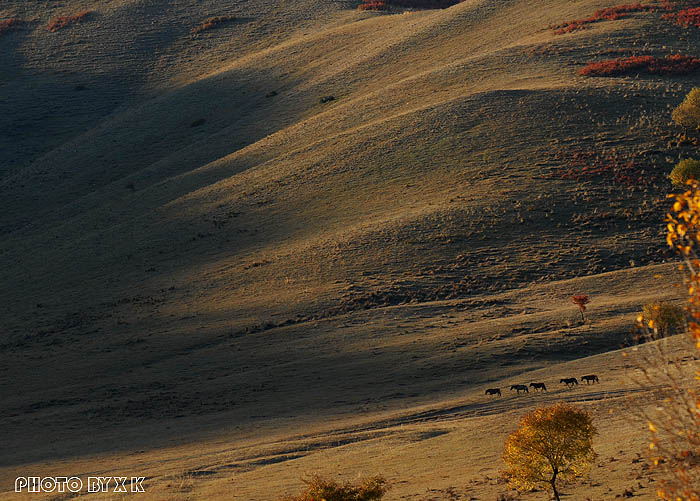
[[502, 404, 596, 501], [571, 294, 590, 322]]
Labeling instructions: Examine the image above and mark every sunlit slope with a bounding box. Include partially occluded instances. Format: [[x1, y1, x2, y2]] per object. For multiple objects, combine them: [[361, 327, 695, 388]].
[[1, 0, 676, 332]]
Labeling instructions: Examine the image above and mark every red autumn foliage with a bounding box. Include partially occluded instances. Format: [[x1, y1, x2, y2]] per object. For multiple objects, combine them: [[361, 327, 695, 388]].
[[0, 18, 26, 35], [579, 54, 700, 76], [547, 150, 664, 188], [571, 295, 590, 321], [661, 0, 700, 10], [192, 16, 235, 34], [358, 1, 389, 10], [358, 0, 463, 10], [388, 0, 464, 7], [553, 3, 656, 34], [663, 7, 700, 27], [572, 295, 590, 310], [47, 11, 91, 32]]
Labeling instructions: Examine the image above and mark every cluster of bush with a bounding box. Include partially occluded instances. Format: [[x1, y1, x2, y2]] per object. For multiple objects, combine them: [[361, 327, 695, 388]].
[[552, 3, 656, 35], [281, 475, 388, 501], [670, 88, 700, 185], [662, 6, 700, 28], [0, 11, 91, 35], [357, 1, 389, 11], [191, 16, 235, 34], [547, 149, 664, 187], [357, 0, 464, 11], [46, 11, 91, 32], [0, 17, 26, 35], [553, 1, 700, 81], [579, 54, 700, 76], [554, 0, 700, 36]]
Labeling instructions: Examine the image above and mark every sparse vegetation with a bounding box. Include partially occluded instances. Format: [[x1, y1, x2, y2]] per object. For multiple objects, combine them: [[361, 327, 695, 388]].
[[170, 471, 195, 492], [192, 16, 235, 34], [47, 11, 91, 32], [670, 158, 700, 186], [549, 149, 664, 187], [579, 55, 700, 76], [672, 87, 700, 129], [281, 474, 389, 501], [640, 302, 685, 337], [503, 404, 596, 501]]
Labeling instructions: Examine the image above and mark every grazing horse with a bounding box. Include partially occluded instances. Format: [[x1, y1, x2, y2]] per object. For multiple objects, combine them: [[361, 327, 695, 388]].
[[581, 374, 599, 384], [510, 384, 529, 394], [560, 377, 579, 388], [485, 388, 501, 397], [529, 382, 547, 392]]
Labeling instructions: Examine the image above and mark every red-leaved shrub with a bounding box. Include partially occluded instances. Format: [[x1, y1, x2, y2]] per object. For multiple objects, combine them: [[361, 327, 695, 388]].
[[388, 0, 464, 7], [663, 6, 700, 27], [47, 11, 91, 32], [579, 54, 700, 76], [358, 0, 463, 10], [358, 1, 389, 10], [548, 149, 664, 187], [0, 18, 26, 35], [191, 16, 235, 34], [659, 0, 700, 11], [553, 3, 656, 34]]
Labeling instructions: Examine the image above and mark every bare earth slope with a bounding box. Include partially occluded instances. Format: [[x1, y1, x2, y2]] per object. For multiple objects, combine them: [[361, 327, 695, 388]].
[[1, 0, 698, 498]]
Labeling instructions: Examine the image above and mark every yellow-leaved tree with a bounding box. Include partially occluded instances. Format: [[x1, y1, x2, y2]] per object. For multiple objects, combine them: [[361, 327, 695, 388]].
[[502, 403, 596, 501], [642, 180, 700, 500]]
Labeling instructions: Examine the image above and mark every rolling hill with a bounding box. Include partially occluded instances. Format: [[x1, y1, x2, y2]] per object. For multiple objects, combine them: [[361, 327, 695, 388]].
[[1, 0, 698, 498]]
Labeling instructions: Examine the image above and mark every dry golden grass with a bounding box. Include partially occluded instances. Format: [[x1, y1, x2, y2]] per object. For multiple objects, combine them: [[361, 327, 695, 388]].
[[1, 0, 699, 498]]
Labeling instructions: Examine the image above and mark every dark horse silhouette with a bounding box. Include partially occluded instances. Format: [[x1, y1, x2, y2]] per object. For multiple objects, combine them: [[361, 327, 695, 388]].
[[510, 384, 529, 394], [581, 374, 599, 384], [529, 382, 547, 392], [560, 377, 579, 388], [485, 388, 501, 397]]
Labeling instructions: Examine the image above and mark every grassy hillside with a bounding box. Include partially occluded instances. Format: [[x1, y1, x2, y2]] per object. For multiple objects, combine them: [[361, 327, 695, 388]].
[[1, 0, 699, 498]]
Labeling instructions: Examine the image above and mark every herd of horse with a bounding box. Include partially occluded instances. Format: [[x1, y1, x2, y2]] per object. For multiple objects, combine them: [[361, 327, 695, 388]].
[[484, 374, 599, 397]]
